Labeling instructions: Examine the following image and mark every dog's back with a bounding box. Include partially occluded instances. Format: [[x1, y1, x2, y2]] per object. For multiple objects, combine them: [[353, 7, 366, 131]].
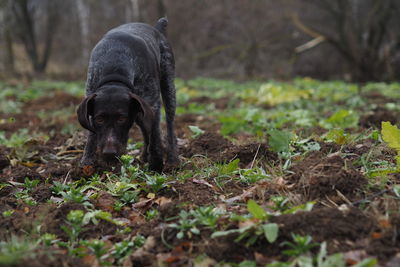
[[86, 19, 168, 95]]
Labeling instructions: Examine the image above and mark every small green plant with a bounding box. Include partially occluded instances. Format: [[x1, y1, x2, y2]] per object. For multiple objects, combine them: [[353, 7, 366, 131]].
[[212, 200, 279, 247], [40, 233, 58, 247], [168, 210, 200, 239], [23, 177, 40, 193], [269, 195, 290, 212], [82, 239, 110, 265], [51, 181, 70, 195], [191, 206, 222, 229], [143, 173, 168, 193], [189, 125, 205, 138], [0, 236, 39, 265], [60, 210, 85, 254], [268, 129, 293, 154], [2, 210, 14, 217], [381, 121, 400, 171], [111, 235, 145, 264], [281, 234, 319, 257], [145, 209, 159, 220], [83, 210, 123, 226], [238, 167, 271, 184], [59, 187, 92, 208]]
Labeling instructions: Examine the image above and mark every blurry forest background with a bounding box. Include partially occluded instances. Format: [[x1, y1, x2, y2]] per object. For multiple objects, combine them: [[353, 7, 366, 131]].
[[1, 0, 400, 82]]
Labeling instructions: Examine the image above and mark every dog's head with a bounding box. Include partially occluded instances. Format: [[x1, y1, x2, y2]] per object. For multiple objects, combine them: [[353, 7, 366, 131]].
[[77, 86, 153, 162]]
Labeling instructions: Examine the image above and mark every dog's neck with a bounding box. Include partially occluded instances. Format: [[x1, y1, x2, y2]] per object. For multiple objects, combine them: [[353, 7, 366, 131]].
[[97, 74, 134, 90]]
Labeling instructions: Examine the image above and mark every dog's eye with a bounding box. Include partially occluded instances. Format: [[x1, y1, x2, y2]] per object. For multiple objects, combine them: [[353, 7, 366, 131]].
[[95, 117, 104, 125], [117, 117, 127, 124]]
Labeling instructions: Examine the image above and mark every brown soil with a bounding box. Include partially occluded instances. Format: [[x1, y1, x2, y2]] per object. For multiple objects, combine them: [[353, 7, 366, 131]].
[[287, 151, 367, 201], [366, 215, 400, 261], [181, 132, 277, 166], [23, 92, 81, 113], [167, 180, 218, 206], [0, 90, 398, 266], [359, 107, 399, 129], [189, 96, 233, 110], [201, 207, 377, 263]]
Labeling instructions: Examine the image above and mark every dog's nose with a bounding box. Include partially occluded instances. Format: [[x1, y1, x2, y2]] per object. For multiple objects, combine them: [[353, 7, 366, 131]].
[[102, 144, 118, 158]]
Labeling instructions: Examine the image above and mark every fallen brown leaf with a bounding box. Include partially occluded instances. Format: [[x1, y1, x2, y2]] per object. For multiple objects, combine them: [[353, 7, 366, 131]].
[[82, 165, 95, 176]]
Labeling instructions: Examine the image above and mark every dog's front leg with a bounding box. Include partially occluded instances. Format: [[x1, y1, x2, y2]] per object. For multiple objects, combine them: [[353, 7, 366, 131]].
[[148, 121, 164, 172], [137, 108, 164, 172], [81, 131, 97, 166]]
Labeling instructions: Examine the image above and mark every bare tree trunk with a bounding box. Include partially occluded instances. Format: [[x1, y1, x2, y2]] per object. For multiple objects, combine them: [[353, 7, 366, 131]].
[[130, 0, 140, 21], [0, 0, 14, 73], [76, 0, 90, 64], [10, 0, 59, 74], [158, 0, 166, 17]]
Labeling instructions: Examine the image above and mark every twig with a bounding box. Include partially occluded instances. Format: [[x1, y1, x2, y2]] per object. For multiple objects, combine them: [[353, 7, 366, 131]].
[[56, 150, 84, 156], [250, 144, 261, 169], [63, 169, 71, 185]]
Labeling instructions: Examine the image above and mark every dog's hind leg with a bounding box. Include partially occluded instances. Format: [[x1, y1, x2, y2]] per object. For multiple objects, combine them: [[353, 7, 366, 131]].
[[160, 41, 179, 167]]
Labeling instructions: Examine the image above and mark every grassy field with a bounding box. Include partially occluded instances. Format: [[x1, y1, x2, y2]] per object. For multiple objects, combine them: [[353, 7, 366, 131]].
[[0, 78, 399, 266]]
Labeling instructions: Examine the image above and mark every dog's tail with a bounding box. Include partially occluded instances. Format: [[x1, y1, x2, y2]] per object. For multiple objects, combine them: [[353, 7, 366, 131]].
[[154, 17, 168, 36]]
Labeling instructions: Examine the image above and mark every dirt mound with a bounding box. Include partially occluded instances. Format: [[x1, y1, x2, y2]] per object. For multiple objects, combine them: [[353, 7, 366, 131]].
[[272, 207, 375, 243], [287, 151, 367, 200], [1, 165, 44, 183], [367, 214, 400, 261], [359, 107, 399, 128], [181, 133, 277, 166], [222, 143, 278, 167], [31, 184, 52, 202], [166, 180, 218, 206], [181, 132, 231, 160], [206, 207, 375, 262]]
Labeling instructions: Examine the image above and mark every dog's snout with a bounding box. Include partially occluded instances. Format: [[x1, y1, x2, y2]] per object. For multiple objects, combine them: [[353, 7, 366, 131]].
[[102, 145, 117, 156], [102, 134, 118, 158]]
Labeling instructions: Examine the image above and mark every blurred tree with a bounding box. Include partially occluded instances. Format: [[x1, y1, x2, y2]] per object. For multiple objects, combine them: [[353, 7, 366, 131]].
[[0, 0, 14, 73], [76, 0, 90, 63], [9, 0, 61, 73], [296, 0, 400, 81]]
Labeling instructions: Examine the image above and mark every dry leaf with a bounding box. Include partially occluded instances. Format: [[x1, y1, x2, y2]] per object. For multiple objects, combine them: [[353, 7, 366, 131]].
[[82, 165, 95, 176], [371, 232, 382, 239], [154, 196, 172, 207]]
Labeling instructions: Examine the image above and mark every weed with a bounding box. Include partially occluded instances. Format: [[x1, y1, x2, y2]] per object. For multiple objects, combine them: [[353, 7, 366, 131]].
[[281, 234, 319, 257], [145, 208, 159, 220], [2, 210, 14, 217], [168, 210, 201, 239], [189, 125, 205, 138], [0, 236, 39, 265], [212, 200, 279, 247], [60, 210, 85, 253]]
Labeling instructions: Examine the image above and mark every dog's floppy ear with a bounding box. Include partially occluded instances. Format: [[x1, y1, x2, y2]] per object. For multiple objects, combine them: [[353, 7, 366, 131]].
[[77, 94, 96, 133], [129, 93, 154, 133]]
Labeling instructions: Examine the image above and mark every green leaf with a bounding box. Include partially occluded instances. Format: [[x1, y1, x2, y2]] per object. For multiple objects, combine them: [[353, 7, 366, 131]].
[[188, 125, 205, 138], [219, 159, 240, 175], [268, 129, 292, 153], [238, 260, 257, 267], [262, 223, 279, 243], [351, 258, 377, 267], [247, 200, 267, 220], [381, 121, 400, 153]]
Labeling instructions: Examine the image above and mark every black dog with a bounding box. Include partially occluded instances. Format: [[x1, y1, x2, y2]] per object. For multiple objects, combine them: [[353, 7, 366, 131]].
[[77, 18, 178, 172]]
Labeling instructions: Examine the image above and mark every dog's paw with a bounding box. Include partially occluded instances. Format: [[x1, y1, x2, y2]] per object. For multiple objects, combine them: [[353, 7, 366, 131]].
[[81, 157, 95, 166], [149, 158, 164, 173]]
